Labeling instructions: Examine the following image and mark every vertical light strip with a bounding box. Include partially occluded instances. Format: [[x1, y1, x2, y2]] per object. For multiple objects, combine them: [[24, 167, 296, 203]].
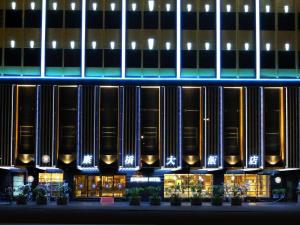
[[51, 86, 55, 167], [136, 87, 141, 167], [285, 88, 288, 168], [35, 86, 40, 165], [255, 0, 260, 79], [40, 0, 47, 77], [219, 87, 223, 168], [93, 87, 97, 167], [121, 0, 126, 79], [280, 87, 285, 162], [81, 0, 87, 78], [178, 87, 182, 168], [245, 88, 248, 168], [216, 0, 221, 79], [163, 87, 166, 166], [260, 87, 264, 168], [204, 87, 207, 168], [176, 0, 181, 79], [77, 86, 81, 167], [10, 86, 14, 166]]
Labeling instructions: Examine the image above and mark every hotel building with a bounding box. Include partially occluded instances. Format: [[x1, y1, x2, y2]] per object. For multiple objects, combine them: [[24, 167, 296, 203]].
[[0, 0, 300, 200]]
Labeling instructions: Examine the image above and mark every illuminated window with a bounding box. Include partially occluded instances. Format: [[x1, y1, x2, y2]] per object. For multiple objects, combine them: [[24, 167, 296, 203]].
[[165, 42, 171, 50], [148, 0, 155, 11], [284, 5, 289, 13], [244, 5, 249, 13], [52, 2, 58, 10], [11, 1, 16, 10], [70, 41, 75, 49], [10, 40, 15, 48], [52, 40, 57, 49], [29, 40, 35, 48], [131, 3, 137, 11], [266, 43, 271, 51], [187, 42, 192, 51], [110, 2, 116, 11], [92, 2, 97, 11], [187, 4, 192, 12], [131, 41, 136, 50], [166, 3, 171, 11], [244, 42, 249, 51], [226, 4, 231, 12], [226, 42, 232, 51], [205, 42, 210, 50], [92, 41, 97, 49], [285, 43, 290, 51], [205, 4, 210, 12], [110, 41, 115, 50], [148, 38, 154, 50], [30, 2, 35, 10], [71, 2, 76, 10], [39, 173, 64, 197], [265, 5, 270, 13]]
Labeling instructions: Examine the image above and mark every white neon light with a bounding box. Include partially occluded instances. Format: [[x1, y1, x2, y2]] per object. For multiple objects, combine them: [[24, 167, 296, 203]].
[[10, 40, 15, 48], [216, 0, 221, 79], [186, 4, 192, 12], [81, 0, 86, 78], [110, 2, 116, 11], [124, 155, 134, 166], [71, 2, 76, 11], [205, 4, 210, 12], [70, 41, 75, 49], [226, 42, 232, 51], [166, 155, 176, 167], [226, 4, 231, 12], [249, 155, 259, 166], [11, 1, 16, 10], [121, 0, 126, 79], [260, 88, 264, 168], [207, 155, 218, 166], [266, 43, 271, 51], [284, 5, 289, 13], [92, 2, 97, 11], [244, 42, 249, 51], [110, 41, 115, 50], [166, 3, 171, 12], [255, 0, 260, 79], [130, 177, 161, 183], [30, 2, 35, 10], [52, 2, 58, 10], [131, 3, 137, 11], [52, 40, 57, 49], [148, 0, 154, 11], [82, 155, 93, 165], [187, 42, 192, 50], [165, 42, 171, 50], [92, 41, 97, 49], [244, 5, 249, 13], [205, 42, 210, 51], [176, 0, 181, 79], [266, 5, 270, 13], [131, 41, 136, 50], [29, 40, 35, 48], [41, 0, 46, 77], [285, 43, 290, 51], [148, 38, 154, 50]]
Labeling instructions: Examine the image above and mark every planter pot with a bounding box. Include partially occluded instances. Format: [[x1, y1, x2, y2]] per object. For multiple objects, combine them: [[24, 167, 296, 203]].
[[211, 197, 223, 206], [191, 198, 202, 206], [57, 197, 68, 205], [231, 197, 242, 206], [129, 196, 141, 206], [36, 197, 47, 205], [149, 197, 161, 206], [170, 198, 181, 206], [16, 197, 27, 205]]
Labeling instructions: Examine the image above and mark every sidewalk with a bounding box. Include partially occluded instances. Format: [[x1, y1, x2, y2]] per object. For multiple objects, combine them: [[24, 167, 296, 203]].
[[0, 201, 300, 225]]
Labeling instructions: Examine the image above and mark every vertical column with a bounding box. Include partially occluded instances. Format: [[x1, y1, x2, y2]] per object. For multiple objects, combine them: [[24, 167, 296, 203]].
[[121, 0, 126, 79], [40, 0, 47, 77], [81, 0, 87, 78], [260, 87, 264, 168], [255, 0, 260, 79], [216, 0, 221, 79], [176, 0, 181, 79], [219, 87, 223, 168]]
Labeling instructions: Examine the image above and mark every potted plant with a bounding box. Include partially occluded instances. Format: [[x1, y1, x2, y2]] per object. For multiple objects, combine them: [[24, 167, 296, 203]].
[[16, 184, 31, 205], [211, 185, 224, 206], [272, 188, 286, 200], [147, 186, 161, 206], [169, 184, 182, 206], [127, 187, 143, 206], [33, 185, 48, 205], [229, 183, 247, 206], [57, 182, 70, 205], [190, 182, 203, 206]]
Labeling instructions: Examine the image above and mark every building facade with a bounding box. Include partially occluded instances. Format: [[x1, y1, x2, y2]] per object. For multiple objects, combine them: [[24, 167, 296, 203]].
[[0, 0, 300, 200]]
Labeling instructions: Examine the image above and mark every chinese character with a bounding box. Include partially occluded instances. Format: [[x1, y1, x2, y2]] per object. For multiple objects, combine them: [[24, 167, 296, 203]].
[[249, 155, 259, 166], [166, 155, 176, 167], [82, 155, 92, 165], [207, 155, 218, 166], [125, 155, 134, 166]]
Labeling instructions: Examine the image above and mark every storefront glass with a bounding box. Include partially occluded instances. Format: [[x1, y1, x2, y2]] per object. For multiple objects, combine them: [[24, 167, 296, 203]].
[[38, 173, 64, 197], [224, 174, 270, 198], [164, 174, 213, 198], [74, 175, 126, 198]]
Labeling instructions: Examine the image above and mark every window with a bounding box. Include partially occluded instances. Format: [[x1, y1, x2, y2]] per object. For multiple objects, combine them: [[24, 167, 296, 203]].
[[39, 173, 64, 197]]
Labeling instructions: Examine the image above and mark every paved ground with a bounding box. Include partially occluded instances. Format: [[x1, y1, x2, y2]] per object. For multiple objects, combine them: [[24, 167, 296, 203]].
[[0, 201, 300, 225]]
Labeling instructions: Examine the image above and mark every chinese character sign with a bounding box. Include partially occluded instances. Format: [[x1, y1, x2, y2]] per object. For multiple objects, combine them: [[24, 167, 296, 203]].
[[82, 155, 92, 165], [166, 155, 176, 167], [249, 155, 259, 166], [207, 155, 218, 166], [124, 155, 134, 167]]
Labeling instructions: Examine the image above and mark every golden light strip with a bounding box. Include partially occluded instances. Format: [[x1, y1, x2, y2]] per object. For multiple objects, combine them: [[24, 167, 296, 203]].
[[280, 87, 285, 162]]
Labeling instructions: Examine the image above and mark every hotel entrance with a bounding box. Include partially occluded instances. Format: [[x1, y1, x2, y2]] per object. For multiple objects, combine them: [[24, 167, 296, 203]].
[[74, 175, 126, 198], [224, 174, 271, 198]]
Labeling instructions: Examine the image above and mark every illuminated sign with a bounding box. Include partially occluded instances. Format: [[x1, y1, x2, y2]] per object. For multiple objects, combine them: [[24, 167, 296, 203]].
[[82, 155, 92, 165], [124, 155, 134, 166], [249, 155, 259, 166], [207, 155, 218, 166], [166, 155, 176, 167], [130, 177, 161, 183]]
